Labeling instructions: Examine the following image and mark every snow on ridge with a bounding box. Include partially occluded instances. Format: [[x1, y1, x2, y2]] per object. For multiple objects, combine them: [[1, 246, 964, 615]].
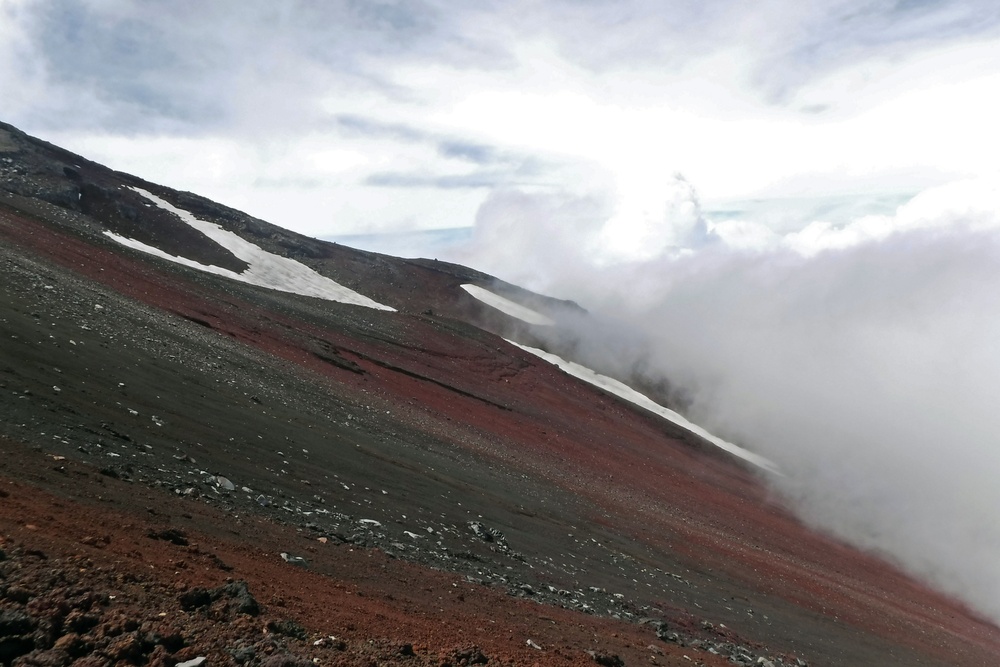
[[461, 284, 554, 326], [104, 187, 394, 311], [509, 340, 781, 475]]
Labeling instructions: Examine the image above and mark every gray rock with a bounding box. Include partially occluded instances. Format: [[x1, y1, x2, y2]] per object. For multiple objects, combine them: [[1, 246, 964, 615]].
[[280, 552, 308, 568], [213, 475, 235, 491]]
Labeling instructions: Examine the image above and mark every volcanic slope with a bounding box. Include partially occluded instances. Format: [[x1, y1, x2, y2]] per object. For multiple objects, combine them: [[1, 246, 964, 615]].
[[1, 120, 998, 667]]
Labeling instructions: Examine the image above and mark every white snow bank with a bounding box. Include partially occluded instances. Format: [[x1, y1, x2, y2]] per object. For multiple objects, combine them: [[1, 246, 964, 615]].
[[509, 341, 781, 475], [105, 187, 395, 311], [461, 284, 554, 326]]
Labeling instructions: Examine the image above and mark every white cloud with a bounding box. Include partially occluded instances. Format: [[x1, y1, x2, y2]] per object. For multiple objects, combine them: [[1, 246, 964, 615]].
[[453, 173, 1000, 625], [0, 0, 48, 120], [4, 1, 1000, 239]]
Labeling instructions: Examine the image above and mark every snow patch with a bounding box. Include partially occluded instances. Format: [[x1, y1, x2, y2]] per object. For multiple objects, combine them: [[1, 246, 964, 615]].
[[104, 188, 394, 311], [461, 284, 554, 326], [510, 341, 780, 475]]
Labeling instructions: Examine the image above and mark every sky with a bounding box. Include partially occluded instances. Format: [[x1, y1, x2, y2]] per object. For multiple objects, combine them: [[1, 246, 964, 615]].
[[4, 0, 1000, 626], [2, 0, 999, 242]]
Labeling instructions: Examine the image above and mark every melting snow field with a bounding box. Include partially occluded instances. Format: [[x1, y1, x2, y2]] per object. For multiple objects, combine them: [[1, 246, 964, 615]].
[[105, 188, 395, 311], [460, 285, 774, 472], [461, 284, 554, 326], [510, 341, 781, 475]]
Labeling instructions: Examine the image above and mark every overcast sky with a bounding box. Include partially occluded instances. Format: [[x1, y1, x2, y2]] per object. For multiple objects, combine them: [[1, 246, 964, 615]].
[[5, 0, 1000, 627], [3, 0, 1000, 242]]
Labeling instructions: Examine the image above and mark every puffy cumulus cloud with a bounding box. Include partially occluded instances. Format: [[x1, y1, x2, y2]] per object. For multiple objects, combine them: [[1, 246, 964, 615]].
[[454, 174, 1000, 624], [459, 172, 713, 287], [452, 188, 612, 290], [595, 175, 709, 263]]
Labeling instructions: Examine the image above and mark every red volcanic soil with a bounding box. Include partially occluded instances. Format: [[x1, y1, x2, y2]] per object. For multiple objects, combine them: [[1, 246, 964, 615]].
[[2, 183, 1000, 666], [0, 447, 729, 667]]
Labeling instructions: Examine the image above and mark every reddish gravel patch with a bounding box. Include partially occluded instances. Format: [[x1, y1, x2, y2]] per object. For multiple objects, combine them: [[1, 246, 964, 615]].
[[0, 448, 733, 667]]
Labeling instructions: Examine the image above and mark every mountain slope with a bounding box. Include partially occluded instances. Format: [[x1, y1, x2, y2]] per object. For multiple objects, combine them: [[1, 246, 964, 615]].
[[1, 120, 998, 667]]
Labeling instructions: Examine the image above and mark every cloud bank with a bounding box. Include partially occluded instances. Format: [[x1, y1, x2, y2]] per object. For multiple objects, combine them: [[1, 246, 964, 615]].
[[454, 174, 1000, 625], [3, 1, 1000, 237]]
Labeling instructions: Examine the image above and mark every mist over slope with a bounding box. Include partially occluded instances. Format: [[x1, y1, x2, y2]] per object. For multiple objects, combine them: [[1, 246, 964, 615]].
[[454, 175, 1000, 624]]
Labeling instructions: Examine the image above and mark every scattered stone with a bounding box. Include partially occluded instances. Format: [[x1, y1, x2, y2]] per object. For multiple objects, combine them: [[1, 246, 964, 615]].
[[178, 581, 258, 617], [279, 553, 307, 568], [52, 633, 84, 656], [468, 522, 493, 542], [176, 657, 207, 667], [467, 521, 508, 549], [587, 650, 625, 667], [105, 633, 142, 661], [79, 536, 110, 549], [265, 619, 306, 640], [447, 646, 488, 665], [312, 636, 346, 651], [228, 645, 256, 664], [211, 476, 235, 491], [146, 528, 189, 546], [219, 581, 260, 616]]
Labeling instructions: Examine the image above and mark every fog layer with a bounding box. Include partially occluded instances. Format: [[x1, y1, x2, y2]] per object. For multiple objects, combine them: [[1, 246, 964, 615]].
[[455, 175, 1000, 624]]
